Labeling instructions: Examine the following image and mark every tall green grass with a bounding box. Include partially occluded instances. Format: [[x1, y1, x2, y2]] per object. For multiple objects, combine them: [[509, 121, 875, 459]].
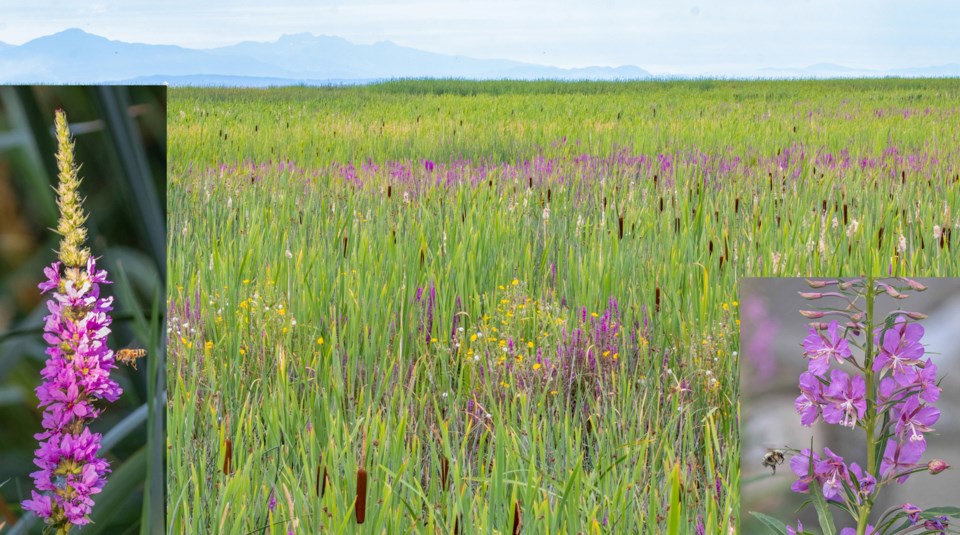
[[167, 79, 958, 533]]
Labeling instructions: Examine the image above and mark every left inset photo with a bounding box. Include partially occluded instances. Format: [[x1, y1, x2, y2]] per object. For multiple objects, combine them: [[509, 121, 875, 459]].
[[0, 86, 166, 533]]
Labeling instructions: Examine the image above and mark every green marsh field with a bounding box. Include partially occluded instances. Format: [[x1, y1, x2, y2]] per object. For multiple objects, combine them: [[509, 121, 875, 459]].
[[167, 80, 960, 533]]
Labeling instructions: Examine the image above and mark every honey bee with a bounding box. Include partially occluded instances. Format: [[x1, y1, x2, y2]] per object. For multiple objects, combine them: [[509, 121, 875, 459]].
[[115, 348, 147, 370], [762, 449, 785, 474]]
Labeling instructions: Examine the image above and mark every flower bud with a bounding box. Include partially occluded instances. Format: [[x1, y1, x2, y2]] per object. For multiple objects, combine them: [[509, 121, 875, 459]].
[[806, 279, 828, 288], [799, 310, 825, 319], [928, 459, 950, 475], [799, 292, 823, 299], [905, 311, 928, 320]]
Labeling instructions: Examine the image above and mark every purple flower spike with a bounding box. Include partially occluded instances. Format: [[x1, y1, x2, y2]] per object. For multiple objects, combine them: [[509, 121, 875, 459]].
[[801, 320, 852, 377], [23, 260, 119, 527]]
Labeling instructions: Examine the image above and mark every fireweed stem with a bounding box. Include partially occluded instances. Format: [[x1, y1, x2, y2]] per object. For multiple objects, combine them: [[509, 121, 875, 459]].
[[858, 276, 876, 535]]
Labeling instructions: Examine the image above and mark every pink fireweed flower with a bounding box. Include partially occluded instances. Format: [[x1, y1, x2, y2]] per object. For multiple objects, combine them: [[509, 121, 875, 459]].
[[795, 371, 825, 426], [822, 369, 866, 428], [909, 358, 941, 404], [880, 438, 924, 484], [801, 320, 852, 377], [895, 395, 939, 446], [815, 447, 849, 501], [872, 317, 925, 385], [902, 503, 922, 524], [789, 448, 821, 494], [848, 462, 875, 503], [839, 526, 874, 535], [785, 520, 804, 535]]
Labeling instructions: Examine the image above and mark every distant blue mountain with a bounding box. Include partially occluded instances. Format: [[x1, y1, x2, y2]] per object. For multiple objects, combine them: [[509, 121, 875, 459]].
[[1, 29, 957, 85], [0, 29, 650, 85]]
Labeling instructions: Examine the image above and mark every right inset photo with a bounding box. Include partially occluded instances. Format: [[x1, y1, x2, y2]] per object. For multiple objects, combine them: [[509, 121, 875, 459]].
[[741, 278, 960, 535]]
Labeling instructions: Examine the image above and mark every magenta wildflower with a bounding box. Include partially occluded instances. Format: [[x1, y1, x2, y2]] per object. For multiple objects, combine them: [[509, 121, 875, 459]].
[[785, 520, 803, 535], [910, 358, 941, 404], [268, 489, 277, 512], [795, 371, 825, 426], [839, 526, 874, 535], [894, 395, 939, 446], [815, 447, 849, 500], [21, 111, 121, 531], [880, 438, 924, 483], [872, 317, 924, 385], [923, 515, 949, 533], [801, 320, 852, 376], [848, 462, 874, 503], [789, 448, 821, 494], [902, 503, 922, 524], [821, 369, 866, 428]]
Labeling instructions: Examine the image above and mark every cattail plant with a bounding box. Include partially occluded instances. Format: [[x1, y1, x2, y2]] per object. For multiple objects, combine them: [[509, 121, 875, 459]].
[[20, 111, 123, 532]]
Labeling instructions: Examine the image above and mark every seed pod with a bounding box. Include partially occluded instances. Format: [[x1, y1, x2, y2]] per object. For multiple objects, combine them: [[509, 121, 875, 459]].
[[356, 468, 368, 524]]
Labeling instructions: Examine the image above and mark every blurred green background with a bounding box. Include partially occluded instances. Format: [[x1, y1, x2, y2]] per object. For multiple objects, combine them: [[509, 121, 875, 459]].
[[0, 86, 166, 534]]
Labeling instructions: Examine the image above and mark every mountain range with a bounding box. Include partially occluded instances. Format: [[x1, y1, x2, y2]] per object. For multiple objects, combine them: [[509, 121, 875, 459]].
[[1, 29, 957, 86], [0, 29, 649, 85]]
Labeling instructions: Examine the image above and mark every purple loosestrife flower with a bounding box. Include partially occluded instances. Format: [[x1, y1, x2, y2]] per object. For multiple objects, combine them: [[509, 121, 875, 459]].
[[801, 320, 852, 377], [822, 369, 866, 428], [22, 111, 121, 531]]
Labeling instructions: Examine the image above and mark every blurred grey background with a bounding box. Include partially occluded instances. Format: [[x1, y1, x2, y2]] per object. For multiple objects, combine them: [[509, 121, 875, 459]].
[[741, 278, 960, 533]]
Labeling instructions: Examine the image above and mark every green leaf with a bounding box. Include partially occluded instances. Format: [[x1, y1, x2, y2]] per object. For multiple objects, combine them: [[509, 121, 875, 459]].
[[749, 511, 788, 535], [667, 462, 681, 535], [809, 480, 837, 535]]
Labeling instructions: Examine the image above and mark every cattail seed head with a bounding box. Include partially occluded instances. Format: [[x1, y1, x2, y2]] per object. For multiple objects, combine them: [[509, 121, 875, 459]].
[[223, 438, 232, 475], [356, 468, 368, 524]]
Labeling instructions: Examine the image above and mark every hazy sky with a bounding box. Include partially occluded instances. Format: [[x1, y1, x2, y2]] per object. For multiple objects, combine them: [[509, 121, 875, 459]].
[[2, 0, 957, 74]]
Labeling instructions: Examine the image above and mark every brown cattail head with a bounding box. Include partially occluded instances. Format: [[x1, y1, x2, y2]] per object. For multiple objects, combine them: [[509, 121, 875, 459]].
[[528, 176, 532, 189], [512, 501, 522, 535], [387, 185, 392, 198], [734, 197, 739, 213], [547, 188, 552, 203], [878, 227, 884, 250], [659, 196, 663, 212], [343, 234, 348, 258], [223, 438, 232, 475], [708, 240, 713, 256], [440, 456, 449, 490], [356, 468, 368, 524], [618, 216, 624, 240], [655, 286, 661, 313]]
